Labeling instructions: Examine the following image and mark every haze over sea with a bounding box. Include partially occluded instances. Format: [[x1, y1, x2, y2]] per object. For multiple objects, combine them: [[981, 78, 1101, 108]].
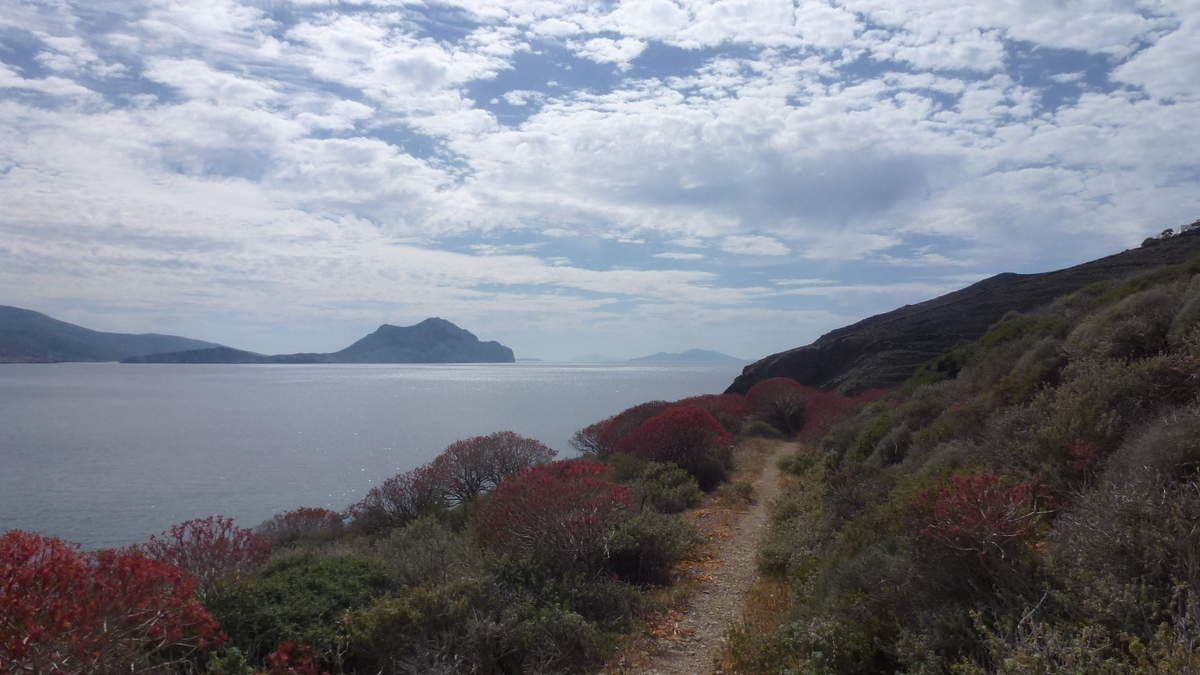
[[1, 362, 739, 549]]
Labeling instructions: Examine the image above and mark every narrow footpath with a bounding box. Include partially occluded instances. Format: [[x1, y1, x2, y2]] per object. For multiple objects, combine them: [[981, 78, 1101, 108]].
[[615, 439, 795, 675]]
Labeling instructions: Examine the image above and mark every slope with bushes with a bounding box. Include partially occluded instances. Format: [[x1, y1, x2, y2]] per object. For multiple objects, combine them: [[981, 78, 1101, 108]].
[[733, 256, 1200, 672]]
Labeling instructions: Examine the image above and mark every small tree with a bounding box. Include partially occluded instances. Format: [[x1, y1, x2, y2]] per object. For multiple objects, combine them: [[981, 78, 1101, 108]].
[[746, 377, 809, 436], [477, 459, 634, 575], [614, 406, 734, 490], [432, 431, 555, 504], [140, 515, 270, 602], [1, 530, 224, 672], [349, 464, 447, 533]]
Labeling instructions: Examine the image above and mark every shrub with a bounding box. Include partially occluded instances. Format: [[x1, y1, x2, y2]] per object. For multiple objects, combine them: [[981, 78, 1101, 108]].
[[577, 400, 673, 456], [606, 511, 701, 585], [349, 464, 447, 533], [670, 393, 749, 434], [209, 553, 392, 664], [375, 516, 483, 587], [632, 461, 703, 513], [263, 641, 322, 675], [477, 459, 634, 575], [614, 406, 734, 489], [746, 377, 808, 436], [1, 530, 223, 673], [139, 515, 270, 602], [256, 507, 344, 548], [431, 431, 556, 504], [910, 472, 1050, 561]]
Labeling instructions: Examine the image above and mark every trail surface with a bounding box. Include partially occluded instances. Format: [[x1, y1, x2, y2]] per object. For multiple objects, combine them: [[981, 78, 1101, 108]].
[[631, 440, 794, 675]]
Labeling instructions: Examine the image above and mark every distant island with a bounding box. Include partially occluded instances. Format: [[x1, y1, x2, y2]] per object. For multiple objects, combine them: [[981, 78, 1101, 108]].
[[0, 305, 220, 363], [123, 318, 514, 364], [0, 309, 515, 364], [627, 349, 746, 364]]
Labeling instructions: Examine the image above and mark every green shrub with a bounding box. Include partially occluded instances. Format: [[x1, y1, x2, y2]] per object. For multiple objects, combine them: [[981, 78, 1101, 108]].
[[607, 511, 701, 585], [631, 461, 703, 513], [1066, 286, 1180, 361], [375, 516, 483, 587], [740, 416, 785, 439], [208, 553, 393, 664]]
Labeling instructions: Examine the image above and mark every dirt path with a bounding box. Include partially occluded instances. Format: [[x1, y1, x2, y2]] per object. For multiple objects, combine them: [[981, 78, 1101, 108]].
[[627, 440, 795, 675]]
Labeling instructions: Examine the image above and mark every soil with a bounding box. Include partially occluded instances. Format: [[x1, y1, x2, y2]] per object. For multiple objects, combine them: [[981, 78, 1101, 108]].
[[610, 439, 794, 675]]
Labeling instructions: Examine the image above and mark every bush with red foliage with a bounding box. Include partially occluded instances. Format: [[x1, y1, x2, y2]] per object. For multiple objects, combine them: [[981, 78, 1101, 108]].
[[477, 459, 634, 574], [256, 507, 344, 547], [432, 430, 556, 504], [746, 378, 809, 436], [614, 406, 734, 490], [670, 393, 748, 434], [139, 515, 270, 602], [349, 463, 447, 533], [265, 640, 324, 675], [910, 472, 1052, 560], [1, 530, 224, 673], [570, 400, 672, 456]]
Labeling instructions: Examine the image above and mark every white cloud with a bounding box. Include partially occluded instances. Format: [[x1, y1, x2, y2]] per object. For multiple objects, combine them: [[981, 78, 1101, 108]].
[[721, 235, 790, 256], [568, 37, 647, 69], [653, 251, 705, 260]]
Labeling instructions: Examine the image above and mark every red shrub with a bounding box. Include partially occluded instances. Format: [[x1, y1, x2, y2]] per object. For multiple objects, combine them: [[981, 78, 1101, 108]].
[[477, 459, 634, 574], [571, 400, 672, 457], [615, 406, 734, 489], [670, 393, 748, 434], [746, 378, 809, 436], [1, 530, 223, 673], [432, 430, 556, 504], [1068, 438, 1101, 473], [910, 472, 1051, 559], [349, 464, 447, 532], [265, 640, 324, 675], [569, 419, 607, 455], [139, 515, 270, 602], [256, 507, 344, 547]]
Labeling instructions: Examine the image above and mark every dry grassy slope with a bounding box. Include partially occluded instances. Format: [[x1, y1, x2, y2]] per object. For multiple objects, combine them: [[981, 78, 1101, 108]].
[[728, 229, 1200, 396]]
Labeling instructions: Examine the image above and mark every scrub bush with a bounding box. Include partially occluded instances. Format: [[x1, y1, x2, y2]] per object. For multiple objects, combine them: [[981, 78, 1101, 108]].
[[431, 431, 555, 504], [140, 515, 270, 602], [349, 464, 447, 533], [477, 459, 634, 575], [1, 530, 223, 673], [256, 507, 344, 548], [746, 377, 808, 436], [910, 472, 1050, 561], [615, 406, 734, 490], [632, 461, 703, 513], [607, 511, 701, 585]]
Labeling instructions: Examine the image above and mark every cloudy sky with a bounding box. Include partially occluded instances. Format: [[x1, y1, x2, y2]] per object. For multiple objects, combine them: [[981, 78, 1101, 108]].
[[1, 0, 1197, 361]]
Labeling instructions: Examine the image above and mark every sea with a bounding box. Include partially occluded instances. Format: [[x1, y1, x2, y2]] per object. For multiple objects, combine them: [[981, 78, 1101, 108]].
[[0, 362, 742, 549]]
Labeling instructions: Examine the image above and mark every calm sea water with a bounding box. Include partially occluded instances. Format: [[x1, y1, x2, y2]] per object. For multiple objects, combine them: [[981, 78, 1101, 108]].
[[0, 362, 741, 549]]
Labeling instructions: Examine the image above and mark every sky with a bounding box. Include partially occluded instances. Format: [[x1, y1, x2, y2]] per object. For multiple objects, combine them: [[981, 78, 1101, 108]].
[[1, 0, 1197, 361]]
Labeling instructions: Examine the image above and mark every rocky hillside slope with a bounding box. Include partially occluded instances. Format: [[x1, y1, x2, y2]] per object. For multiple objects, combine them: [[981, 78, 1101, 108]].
[[0, 305, 218, 363], [728, 223, 1200, 395]]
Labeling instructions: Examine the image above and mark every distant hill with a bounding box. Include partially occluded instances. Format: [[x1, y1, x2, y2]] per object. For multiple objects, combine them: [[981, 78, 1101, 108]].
[[0, 306, 219, 363], [629, 349, 745, 364], [728, 222, 1200, 395], [124, 318, 514, 364]]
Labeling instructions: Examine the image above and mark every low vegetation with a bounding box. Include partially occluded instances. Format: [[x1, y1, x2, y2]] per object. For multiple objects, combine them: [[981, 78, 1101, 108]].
[[3, 382, 809, 673], [730, 255, 1200, 673]]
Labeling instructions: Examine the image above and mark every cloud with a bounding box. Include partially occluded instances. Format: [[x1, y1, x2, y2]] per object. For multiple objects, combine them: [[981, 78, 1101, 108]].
[[721, 235, 790, 256], [568, 37, 647, 69], [653, 251, 705, 260]]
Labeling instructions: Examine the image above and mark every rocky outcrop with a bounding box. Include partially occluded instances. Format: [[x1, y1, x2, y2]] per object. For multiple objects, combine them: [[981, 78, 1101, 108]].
[[727, 226, 1200, 395]]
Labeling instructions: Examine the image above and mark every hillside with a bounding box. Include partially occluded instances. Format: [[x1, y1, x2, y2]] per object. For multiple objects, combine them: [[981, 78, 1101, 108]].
[[0, 305, 219, 363], [728, 224, 1200, 395], [124, 318, 515, 364], [729, 253, 1200, 672]]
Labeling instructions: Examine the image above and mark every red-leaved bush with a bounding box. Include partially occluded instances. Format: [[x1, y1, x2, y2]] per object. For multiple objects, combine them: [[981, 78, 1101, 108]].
[[349, 464, 447, 533], [139, 515, 270, 602], [746, 378, 809, 436], [256, 507, 344, 547], [477, 459, 634, 574], [614, 406, 734, 489], [432, 430, 556, 504], [910, 472, 1051, 559], [670, 394, 748, 434], [265, 640, 324, 675], [570, 400, 672, 456], [1, 530, 224, 673]]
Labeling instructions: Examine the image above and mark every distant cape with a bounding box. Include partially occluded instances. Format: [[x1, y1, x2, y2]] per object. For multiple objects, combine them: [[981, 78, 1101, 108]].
[[123, 317, 515, 364], [0, 305, 219, 363]]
